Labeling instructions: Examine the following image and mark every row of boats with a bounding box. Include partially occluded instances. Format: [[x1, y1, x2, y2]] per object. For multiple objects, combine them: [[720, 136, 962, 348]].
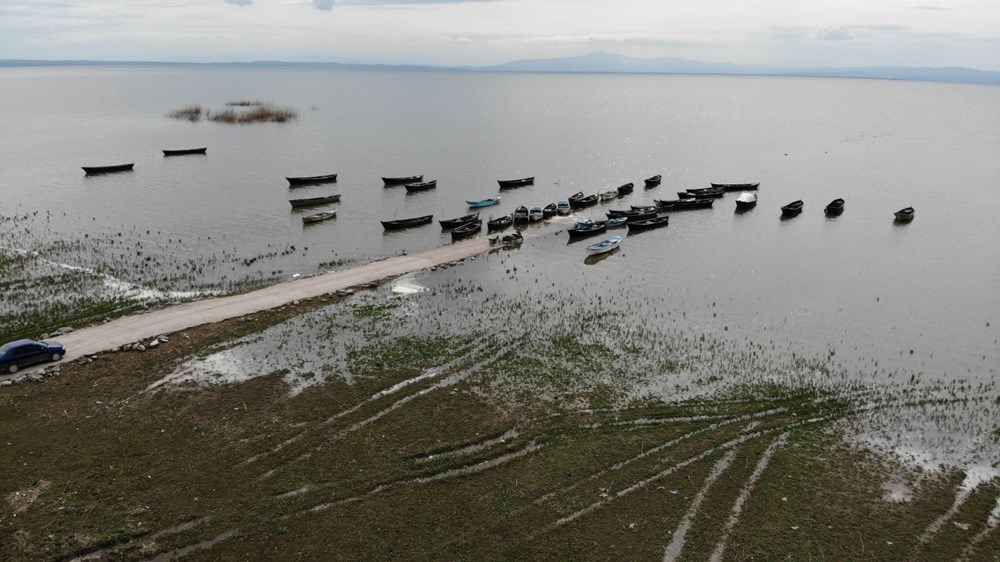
[[767, 197, 914, 221]]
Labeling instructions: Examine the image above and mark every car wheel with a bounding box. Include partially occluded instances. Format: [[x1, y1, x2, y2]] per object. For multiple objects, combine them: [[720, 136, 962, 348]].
[[7, 363, 17, 374], [51, 353, 62, 362]]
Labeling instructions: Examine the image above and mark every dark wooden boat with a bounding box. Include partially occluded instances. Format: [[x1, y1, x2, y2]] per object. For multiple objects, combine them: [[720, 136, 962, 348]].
[[569, 192, 599, 209], [661, 198, 714, 211], [289, 194, 341, 208], [567, 221, 608, 239], [287, 173, 337, 186], [439, 211, 479, 229], [654, 199, 676, 211], [162, 147, 207, 156], [630, 205, 658, 213], [625, 210, 659, 223], [451, 220, 482, 240], [606, 209, 656, 221], [825, 198, 845, 216], [543, 203, 558, 218], [616, 182, 634, 196], [606, 209, 634, 218], [711, 182, 760, 191], [383, 175, 423, 185], [487, 214, 514, 232], [381, 215, 433, 230], [627, 215, 670, 232], [83, 163, 134, 175], [498, 177, 534, 189], [404, 180, 437, 192], [894, 207, 915, 222], [781, 200, 804, 216], [644, 175, 662, 187], [512, 205, 530, 224], [687, 186, 725, 197]]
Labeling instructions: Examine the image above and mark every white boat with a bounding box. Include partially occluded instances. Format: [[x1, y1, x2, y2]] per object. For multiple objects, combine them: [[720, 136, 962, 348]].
[[599, 190, 617, 202], [302, 208, 337, 223], [557, 199, 571, 215], [735, 192, 758, 209], [528, 206, 544, 222], [512, 205, 530, 223], [586, 235, 622, 255]]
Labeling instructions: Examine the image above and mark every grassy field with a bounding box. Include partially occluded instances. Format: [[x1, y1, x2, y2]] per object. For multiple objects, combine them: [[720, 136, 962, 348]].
[[2, 292, 999, 561]]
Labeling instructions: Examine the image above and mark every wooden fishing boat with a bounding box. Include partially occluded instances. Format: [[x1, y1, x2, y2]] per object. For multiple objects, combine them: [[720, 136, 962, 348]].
[[451, 219, 482, 240], [382, 175, 423, 185], [302, 209, 337, 223], [654, 199, 676, 211], [287, 173, 337, 186], [586, 235, 622, 255], [625, 210, 658, 223], [686, 186, 725, 197], [567, 221, 608, 239], [606, 209, 655, 220], [825, 198, 845, 216], [528, 207, 544, 222], [162, 147, 207, 156], [289, 194, 342, 208], [404, 180, 437, 192], [616, 182, 634, 196], [667, 198, 714, 211], [381, 215, 433, 230], [569, 193, 599, 209], [512, 206, 530, 223], [498, 177, 534, 189], [630, 205, 658, 213], [781, 200, 804, 216], [606, 217, 628, 229], [543, 203, 558, 218], [557, 200, 572, 215], [711, 182, 760, 191], [644, 175, 662, 187], [627, 215, 670, 232], [599, 190, 618, 202], [467, 197, 501, 208], [83, 163, 134, 175], [894, 207, 915, 222], [487, 214, 514, 232], [439, 212, 479, 229], [735, 192, 757, 210]]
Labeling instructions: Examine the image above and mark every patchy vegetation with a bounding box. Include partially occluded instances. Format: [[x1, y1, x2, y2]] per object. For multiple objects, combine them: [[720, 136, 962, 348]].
[[168, 101, 297, 123]]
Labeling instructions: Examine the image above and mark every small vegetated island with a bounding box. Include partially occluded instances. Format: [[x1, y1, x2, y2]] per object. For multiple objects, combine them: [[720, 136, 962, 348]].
[[169, 100, 297, 123]]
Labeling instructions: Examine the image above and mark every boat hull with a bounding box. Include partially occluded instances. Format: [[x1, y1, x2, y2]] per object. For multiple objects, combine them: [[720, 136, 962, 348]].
[[383, 175, 423, 185], [83, 163, 134, 175], [381, 215, 434, 230], [289, 194, 342, 208], [498, 177, 534, 189], [287, 174, 337, 186], [163, 148, 207, 156]]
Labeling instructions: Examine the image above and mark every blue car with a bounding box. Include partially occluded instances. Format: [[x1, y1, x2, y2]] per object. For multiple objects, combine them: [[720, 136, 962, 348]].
[[0, 339, 66, 374]]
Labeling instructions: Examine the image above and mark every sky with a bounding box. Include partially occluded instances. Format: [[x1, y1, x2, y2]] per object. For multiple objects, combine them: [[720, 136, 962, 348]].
[[1, 0, 998, 70]]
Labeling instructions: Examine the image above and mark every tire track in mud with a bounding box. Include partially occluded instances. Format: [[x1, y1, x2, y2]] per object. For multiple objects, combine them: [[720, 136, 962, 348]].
[[957, 491, 1000, 561], [66, 516, 211, 562], [662, 448, 738, 561], [707, 433, 789, 562]]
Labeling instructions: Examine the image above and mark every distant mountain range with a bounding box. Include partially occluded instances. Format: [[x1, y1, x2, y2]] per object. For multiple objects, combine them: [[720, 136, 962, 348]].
[[4, 52, 999, 86]]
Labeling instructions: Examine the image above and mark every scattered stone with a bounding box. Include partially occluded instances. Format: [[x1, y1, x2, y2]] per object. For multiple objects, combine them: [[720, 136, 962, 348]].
[[12, 375, 26, 384], [27, 374, 44, 383], [156, 335, 169, 343], [0, 380, 12, 387], [147, 339, 160, 349], [135, 344, 146, 352]]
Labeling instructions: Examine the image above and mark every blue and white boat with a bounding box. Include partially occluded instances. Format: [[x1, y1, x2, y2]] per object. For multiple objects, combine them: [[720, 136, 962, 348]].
[[467, 197, 501, 208], [557, 199, 571, 215], [606, 217, 628, 229], [586, 235, 622, 255]]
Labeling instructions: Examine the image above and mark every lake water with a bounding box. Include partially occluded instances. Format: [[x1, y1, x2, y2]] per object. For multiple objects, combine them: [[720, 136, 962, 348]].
[[2, 66, 999, 472]]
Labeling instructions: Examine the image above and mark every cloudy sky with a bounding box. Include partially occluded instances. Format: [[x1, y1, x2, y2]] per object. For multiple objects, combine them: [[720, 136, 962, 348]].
[[1, 0, 998, 70]]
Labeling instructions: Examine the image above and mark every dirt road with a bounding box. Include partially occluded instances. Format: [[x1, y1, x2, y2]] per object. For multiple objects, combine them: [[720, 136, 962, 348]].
[[4, 237, 490, 376]]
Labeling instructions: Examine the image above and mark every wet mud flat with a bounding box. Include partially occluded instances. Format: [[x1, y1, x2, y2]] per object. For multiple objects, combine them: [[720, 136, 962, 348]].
[[2, 271, 999, 561]]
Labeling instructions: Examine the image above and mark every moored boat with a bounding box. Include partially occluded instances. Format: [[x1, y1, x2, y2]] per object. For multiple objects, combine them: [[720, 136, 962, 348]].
[[627, 215, 670, 232], [404, 180, 437, 192], [606, 217, 628, 229], [289, 194, 342, 208], [381, 215, 434, 230], [686, 186, 725, 197], [625, 210, 658, 223], [654, 199, 676, 211], [451, 219, 482, 240], [467, 197, 501, 208], [162, 147, 207, 156], [781, 200, 804, 216], [630, 205, 658, 213], [586, 235, 623, 255], [287, 173, 337, 186], [616, 182, 634, 196], [735, 192, 758, 210], [528, 206, 544, 222], [825, 198, 845, 216], [512, 206, 530, 223], [557, 200, 572, 215], [542, 203, 558, 218], [487, 214, 514, 232], [439, 211, 480, 229], [599, 190, 617, 202], [644, 175, 662, 187], [302, 209, 337, 223], [383, 175, 423, 185], [660, 198, 713, 211], [569, 192, 599, 208], [894, 207, 915, 222], [712, 182, 760, 191], [567, 221, 608, 239], [498, 177, 534, 189], [83, 163, 134, 175]]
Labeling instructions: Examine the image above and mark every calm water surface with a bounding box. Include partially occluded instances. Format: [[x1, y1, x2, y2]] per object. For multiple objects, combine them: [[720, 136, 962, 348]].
[[1, 66, 998, 386]]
